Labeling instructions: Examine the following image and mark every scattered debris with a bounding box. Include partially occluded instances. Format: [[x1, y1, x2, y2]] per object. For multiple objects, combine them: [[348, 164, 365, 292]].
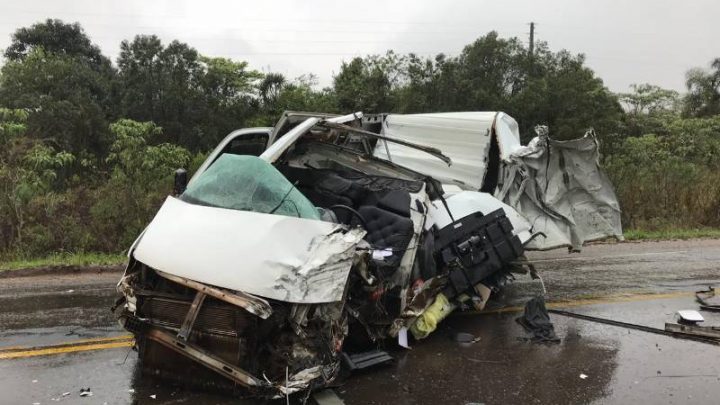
[[455, 332, 481, 347], [696, 286, 720, 311], [580, 374, 588, 379], [516, 296, 560, 343], [551, 309, 720, 345], [61, 392, 70, 397], [341, 350, 394, 372], [31, 379, 38, 383], [665, 322, 720, 340], [677, 310, 704, 324], [312, 389, 345, 405], [79, 388, 92, 397], [149, 394, 156, 399], [398, 327, 410, 349]]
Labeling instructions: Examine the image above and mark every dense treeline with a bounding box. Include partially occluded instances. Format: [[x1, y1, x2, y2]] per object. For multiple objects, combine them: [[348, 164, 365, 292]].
[[1, 19, 720, 258]]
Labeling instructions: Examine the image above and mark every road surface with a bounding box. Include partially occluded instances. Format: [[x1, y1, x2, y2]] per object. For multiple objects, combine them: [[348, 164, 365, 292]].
[[2, 239, 720, 404]]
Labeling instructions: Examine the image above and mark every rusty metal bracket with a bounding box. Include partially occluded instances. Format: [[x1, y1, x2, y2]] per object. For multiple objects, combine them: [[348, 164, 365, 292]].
[[145, 327, 268, 389], [154, 269, 272, 319], [177, 292, 206, 341]]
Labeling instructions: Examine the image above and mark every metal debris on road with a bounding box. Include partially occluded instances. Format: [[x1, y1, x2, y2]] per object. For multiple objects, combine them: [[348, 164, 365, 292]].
[[696, 286, 720, 311], [312, 389, 345, 405], [676, 310, 704, 324]]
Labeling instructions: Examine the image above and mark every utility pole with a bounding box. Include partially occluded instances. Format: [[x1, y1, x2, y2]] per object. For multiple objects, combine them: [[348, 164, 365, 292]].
[[528, 22, 535, 59]]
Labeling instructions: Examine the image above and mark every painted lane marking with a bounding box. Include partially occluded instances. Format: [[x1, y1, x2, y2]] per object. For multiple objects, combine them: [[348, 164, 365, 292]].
[[469, 290, 696, 315], [0, 334, 133, 353], [0, 340, 133, 359]]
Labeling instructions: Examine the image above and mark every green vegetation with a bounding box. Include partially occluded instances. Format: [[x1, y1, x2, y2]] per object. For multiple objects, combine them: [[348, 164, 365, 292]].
[[1, 18, 720, 261], [624, 228, 720, 241], [0, 252, 126, 271]]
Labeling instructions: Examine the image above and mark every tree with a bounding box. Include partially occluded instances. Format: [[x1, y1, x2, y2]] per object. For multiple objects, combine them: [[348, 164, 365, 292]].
[[259, 73, 287, 106], [0, 108, 74, 251], [117, 36, 203, 148], [3, 18, 112, 72], [684, 58, 720, 117], [0, 48, 114, 156], [90, 119, 190, 248], [618, 84, 680, 137], [333, 54, 396, 113], [255, 74, 338, 124], [117, 36, 262, 151]]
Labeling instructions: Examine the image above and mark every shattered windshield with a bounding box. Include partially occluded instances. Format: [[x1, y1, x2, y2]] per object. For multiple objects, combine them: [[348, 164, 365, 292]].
[[180, 154, 320, 220]]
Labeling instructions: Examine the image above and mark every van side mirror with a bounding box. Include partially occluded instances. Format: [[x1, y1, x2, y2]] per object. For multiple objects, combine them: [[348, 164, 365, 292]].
[[174, 168, 188, 195]]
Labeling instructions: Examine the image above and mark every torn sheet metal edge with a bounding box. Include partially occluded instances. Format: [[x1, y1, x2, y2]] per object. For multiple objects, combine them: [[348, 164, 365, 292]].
[[144, 325, 333, 396], [133, 197, 366, 303], [154, 269, 272, 319], [323, 121, 452, 165], [387, 188, 428, 337], [261, 112, 363, 163], [145, 327, 266, 388], [500, 130, 623, 251]]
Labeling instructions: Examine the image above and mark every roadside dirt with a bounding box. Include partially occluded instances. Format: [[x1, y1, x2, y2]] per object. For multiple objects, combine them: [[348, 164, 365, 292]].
[[0, 264, 124, 279]]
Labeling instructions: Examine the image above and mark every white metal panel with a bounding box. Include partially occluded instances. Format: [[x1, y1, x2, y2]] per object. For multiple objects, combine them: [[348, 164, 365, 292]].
[[375, 112, 499, 189], [495, 112, 522, 161], [260, 118, 320, 163], [133, 197, 365, 303]]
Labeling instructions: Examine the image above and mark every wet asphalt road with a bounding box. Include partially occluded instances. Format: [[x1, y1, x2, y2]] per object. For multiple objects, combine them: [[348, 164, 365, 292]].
[[2, 239, 720, 405]]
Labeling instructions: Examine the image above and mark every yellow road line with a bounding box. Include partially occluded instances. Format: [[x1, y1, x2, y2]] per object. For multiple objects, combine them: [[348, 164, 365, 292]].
[[0, 340, 134, 360], [475, 290, 696, 315], [0, 334, 133, 353]]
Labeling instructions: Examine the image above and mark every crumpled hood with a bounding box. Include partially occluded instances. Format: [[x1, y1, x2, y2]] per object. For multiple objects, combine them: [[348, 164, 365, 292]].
[[132, 197, 366, 303]]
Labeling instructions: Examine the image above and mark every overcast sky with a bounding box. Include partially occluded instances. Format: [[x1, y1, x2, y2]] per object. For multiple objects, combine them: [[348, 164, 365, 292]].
[[0, 0, 718, 92]]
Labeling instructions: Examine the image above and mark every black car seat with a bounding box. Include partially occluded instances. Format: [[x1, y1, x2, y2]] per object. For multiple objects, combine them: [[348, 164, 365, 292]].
[[358, 190, 414, 269]]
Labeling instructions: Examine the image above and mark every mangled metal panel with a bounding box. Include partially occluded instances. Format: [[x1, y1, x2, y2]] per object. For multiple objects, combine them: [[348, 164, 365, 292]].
[[261, 112, 362, 163], [497, 129, 623, 250], [132, 197, 366, 303], [374, 112, 520, 189]]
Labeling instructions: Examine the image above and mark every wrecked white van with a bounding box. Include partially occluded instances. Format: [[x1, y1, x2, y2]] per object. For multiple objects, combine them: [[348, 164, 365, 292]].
[[114, 111, 618, 398]]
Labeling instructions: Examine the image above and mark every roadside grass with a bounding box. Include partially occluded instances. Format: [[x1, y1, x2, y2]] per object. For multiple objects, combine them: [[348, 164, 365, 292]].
[[624, 227, 720, 241], [0, 252, 127, 272]]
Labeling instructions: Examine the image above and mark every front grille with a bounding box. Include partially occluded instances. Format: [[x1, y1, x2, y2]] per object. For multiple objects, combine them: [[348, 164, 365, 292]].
[[140, 296, 250, 336]]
